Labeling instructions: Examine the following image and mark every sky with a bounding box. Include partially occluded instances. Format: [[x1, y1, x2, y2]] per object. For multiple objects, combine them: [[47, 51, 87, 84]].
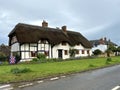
[[0, 0, 120, 45]]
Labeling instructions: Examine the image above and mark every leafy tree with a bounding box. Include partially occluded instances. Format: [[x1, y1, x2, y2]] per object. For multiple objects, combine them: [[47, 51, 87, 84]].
[[116, 46, 120, 56], [93, 49, 102, 56], [15, 54, 21, 64], [69, 49, 77, 57], [0, 52, 7, 62], [108, 44, 117, 52], [117, 46, 120, 52]]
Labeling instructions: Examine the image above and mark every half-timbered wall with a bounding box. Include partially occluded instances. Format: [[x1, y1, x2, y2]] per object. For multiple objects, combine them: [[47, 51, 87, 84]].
[[11, 40, 91, 61]]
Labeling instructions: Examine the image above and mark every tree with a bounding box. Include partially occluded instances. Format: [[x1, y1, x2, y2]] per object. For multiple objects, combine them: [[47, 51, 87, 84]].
[[116, 46, 120, 56], [107, 44, 117, 56], [108, 44, 117, 52], [0, 52, 7, 62], [69, 49, 77, 57], [117, 46, 120, 52], [93, 49, 102, 56]]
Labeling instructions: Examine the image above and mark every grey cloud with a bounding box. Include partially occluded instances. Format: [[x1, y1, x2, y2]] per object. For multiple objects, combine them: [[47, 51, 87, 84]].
[[0, 0, 120, 45]]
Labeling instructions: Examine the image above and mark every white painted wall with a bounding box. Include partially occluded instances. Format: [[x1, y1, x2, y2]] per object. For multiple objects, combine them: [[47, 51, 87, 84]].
[[11, 41, 92, 60], [11, 43, 19, 52], [52, 43, 70, 59], [92, 44, 107, 52], [21, 44, 30, 59], [52, 43, 91, 59], [74, 44, 92, 57], [21, 44, 29, 51]]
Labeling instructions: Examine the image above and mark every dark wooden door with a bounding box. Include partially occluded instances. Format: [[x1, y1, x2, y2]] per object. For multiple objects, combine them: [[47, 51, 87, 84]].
[[58, 50, 62, 59]]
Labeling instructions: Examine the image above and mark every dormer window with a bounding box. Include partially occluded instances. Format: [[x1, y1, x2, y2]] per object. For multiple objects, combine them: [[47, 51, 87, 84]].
[[41, 40, 45, 44], [77, 43, 80, 46], [62, 42, 66, 46]]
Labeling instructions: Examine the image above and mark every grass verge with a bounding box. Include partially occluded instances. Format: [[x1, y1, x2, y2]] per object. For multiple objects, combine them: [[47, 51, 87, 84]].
[[0, 56, 120, 83]]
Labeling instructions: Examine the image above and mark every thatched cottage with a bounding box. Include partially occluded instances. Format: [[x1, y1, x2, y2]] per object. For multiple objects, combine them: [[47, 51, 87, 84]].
[[8, 21, 92, 61]]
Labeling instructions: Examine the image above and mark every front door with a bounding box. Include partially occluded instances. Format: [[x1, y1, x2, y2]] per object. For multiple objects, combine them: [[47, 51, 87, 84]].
[[58, 50, 62, 59]]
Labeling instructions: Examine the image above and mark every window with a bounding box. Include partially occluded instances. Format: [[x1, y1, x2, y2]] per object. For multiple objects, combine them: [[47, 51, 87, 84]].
[[82, 50, 85, 54], [64, 50, 68, 55], [62, 42, 66, 46], [31, 51, 37, 57], [87, 50, 90, 54], [41, 40, 46, 44], [45, 51, 49, 56], [77, 43, 80, 46], [76, 50, 79, 54]]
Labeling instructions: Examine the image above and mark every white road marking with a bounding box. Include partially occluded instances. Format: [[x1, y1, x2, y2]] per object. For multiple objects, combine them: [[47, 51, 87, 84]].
[[0, 84, 11, 89], [37, 80, 43, 83], [18, 83, 33, 88], [50, 77, 59, 80], [111, 86, 120, 90], [61, 76, 66, 78], [3, 87, 13, 90]]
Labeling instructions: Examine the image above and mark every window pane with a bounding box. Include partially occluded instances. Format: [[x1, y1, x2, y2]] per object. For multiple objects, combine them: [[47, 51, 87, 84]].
[[64, 50, 68, 55], [82, 50, 85, 54]]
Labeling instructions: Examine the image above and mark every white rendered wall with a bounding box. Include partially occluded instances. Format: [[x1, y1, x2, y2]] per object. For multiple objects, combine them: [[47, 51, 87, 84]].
[[52, 43, 91, 59], [92, 44, 107, 52], [21, 44, 30, 59], [52, 43, 70, 59], [11, 43, 20, 52]]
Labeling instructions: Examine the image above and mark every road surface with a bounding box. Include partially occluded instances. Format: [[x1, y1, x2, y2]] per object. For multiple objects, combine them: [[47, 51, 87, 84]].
[[1, 65, 120, 90]]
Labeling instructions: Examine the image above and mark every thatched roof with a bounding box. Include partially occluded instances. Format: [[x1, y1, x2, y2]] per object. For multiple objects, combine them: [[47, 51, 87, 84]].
[[8, 23, 92, 48]]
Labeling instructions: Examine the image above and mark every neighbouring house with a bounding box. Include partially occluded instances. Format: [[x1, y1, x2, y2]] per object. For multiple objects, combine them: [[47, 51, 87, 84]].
[[8, 21, 92, 61], [90, 37, 117, 53], [0, 44, 11, 57]]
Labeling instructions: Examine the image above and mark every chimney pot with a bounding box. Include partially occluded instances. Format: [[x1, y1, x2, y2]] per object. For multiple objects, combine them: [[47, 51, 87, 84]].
[[62, 26, 67, 32], [104, 37, 107, 41], [42, 20, 48, 27]]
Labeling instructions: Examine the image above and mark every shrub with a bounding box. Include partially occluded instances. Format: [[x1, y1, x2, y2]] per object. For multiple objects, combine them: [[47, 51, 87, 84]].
[[37, 53, 47, 63], [69, 49, 77, 57], [15, 54, 21, 64], [32, 58, 39, 62], [37, 53, 46, 60], [0, 52, 7, 62], [11, 67, 31, 74], [106, 57, 112, 64], [89, 64, 95, 67], [93, 49, 102, 56]]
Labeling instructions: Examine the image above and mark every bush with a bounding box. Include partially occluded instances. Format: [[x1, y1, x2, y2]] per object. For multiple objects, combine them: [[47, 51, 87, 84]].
[[88, 64, 95, 67], [11, 67, 31, 74], [69, 49, 77, 57], [106, 57, 112, 64], [36, 53, 47, 63], [15, 54, 21, 64], [0, 52, 7, 62], [93, 49, 102, 56], [32, 58, 39, 62], [37, 53, 46, 60]]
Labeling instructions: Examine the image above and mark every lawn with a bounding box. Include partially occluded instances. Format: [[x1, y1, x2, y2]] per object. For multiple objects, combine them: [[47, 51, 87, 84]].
[[0, 56, 120, 83]]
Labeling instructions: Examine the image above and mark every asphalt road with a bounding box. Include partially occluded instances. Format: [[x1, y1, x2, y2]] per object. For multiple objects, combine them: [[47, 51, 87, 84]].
[[8, 65, 120, 90]]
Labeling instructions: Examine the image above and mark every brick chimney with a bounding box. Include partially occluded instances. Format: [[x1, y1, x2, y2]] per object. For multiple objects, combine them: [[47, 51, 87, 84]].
[[42, 20, 48, 27], [104, 37, 107, 41], [62, 26, 67, 32]]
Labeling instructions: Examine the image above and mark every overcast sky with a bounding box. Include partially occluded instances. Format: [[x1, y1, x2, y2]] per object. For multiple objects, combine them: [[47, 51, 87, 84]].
[[0, 0, 120, 45]]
